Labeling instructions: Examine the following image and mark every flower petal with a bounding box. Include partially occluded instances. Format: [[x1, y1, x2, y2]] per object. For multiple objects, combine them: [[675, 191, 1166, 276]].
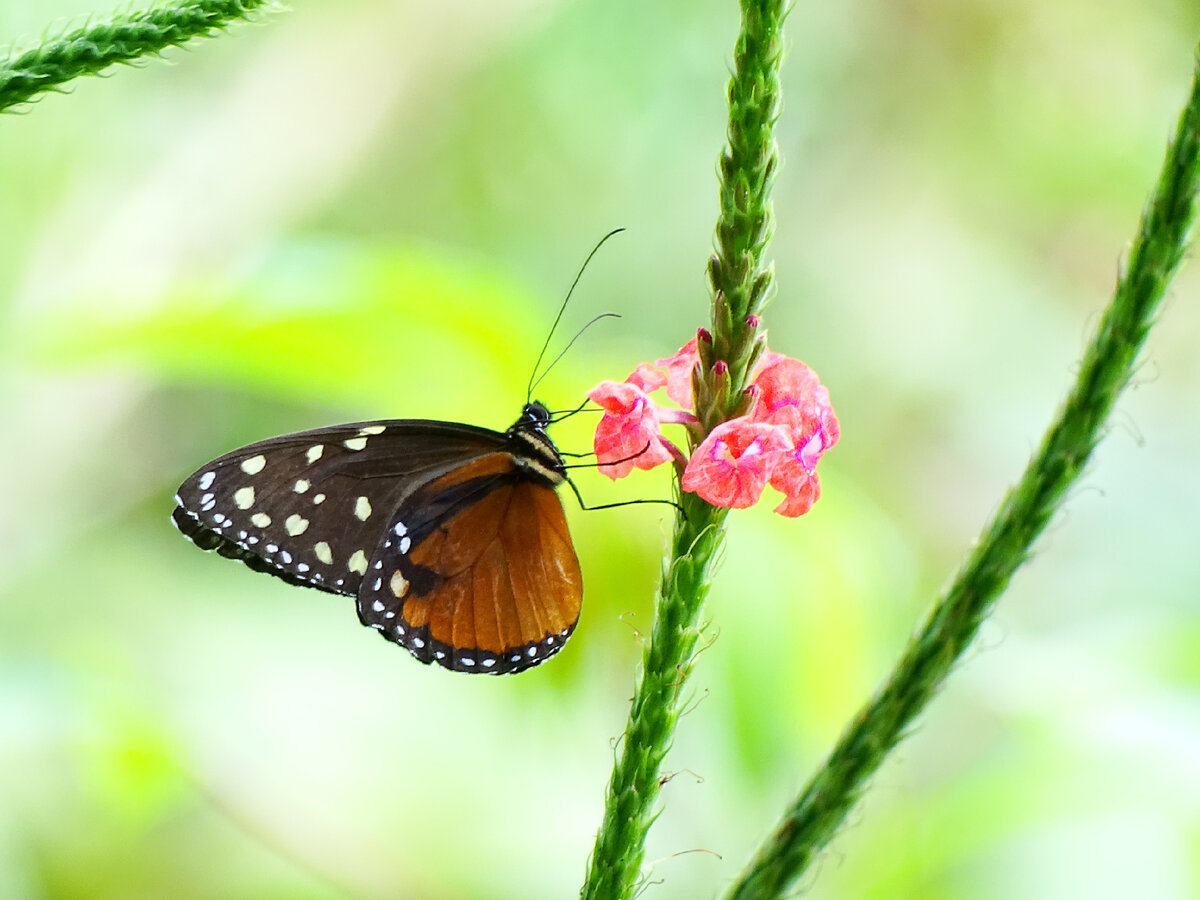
[[771, 468, 822, 517], [654, 338, 700, 409], [628, 362, 668, 394]]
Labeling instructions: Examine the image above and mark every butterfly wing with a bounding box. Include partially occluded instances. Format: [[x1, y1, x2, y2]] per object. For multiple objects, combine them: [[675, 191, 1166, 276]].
[[172, 420, 509, 596], [356, 453, 583, 674]]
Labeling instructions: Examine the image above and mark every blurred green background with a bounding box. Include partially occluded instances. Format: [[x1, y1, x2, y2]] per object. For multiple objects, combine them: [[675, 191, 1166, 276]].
[[3, 1, 1200, 897]]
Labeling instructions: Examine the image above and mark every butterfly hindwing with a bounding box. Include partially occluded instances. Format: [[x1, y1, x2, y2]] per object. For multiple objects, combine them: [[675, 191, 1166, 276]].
[[357, 456, 583, 674], [172, 420, 509, 596]]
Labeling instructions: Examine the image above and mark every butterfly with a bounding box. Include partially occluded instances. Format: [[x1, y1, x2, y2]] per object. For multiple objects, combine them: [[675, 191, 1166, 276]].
[[172, 400, 582, 674]]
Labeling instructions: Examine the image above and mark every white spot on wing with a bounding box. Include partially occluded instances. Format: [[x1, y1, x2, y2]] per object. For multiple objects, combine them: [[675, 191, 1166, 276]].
[[250, 512, 272, 528], [306, 445, 324, 464], [343, 437, 368, 451], [358, 425, 386, 435], [347, 549, 368, 574], [398, 536, 411, 554], [354, 496, 372, 521], [313, 541, 333, 564], [313, 494, 326, 505], [285, 514, 309, 536], [389, 570, 409, 598], [294, 479, 310, 493], [198, 472, 215, 490], [241, 455, 267, 475], [233, 486, 255, 509]]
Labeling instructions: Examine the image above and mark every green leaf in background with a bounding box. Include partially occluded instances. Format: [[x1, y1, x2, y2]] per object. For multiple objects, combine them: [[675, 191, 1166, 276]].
[[29, 241, 552, 420]]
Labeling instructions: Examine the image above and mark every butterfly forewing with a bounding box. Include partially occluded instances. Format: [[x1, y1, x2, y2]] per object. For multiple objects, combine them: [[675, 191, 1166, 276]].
[[173, 420, 509, 596]]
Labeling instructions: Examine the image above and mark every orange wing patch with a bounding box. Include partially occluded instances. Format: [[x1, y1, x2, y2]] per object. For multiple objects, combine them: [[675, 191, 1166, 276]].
[[374, 480, 581, 673]]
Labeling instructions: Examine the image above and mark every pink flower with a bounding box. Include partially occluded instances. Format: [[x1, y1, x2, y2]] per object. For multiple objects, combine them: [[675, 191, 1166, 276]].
[[589, 336, 838, 517], [587, 381, 676, 479], [680, 418, 791, 508]]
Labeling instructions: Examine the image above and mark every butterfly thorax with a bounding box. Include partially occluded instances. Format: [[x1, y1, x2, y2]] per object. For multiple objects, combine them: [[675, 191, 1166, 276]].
[[507, 401, 566, 488]]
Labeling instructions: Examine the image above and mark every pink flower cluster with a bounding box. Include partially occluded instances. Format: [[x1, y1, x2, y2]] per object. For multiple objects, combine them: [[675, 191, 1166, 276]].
[[587, 336, 840, 517]]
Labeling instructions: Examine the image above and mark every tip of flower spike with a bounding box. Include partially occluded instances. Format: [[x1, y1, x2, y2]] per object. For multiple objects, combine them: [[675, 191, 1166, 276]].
[[697, 328, 713, 345], [745, 314, 760, 329]]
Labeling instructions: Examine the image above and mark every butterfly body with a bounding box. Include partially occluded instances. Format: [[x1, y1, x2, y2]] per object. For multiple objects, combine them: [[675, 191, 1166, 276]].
[[173, 403, 582, 674]]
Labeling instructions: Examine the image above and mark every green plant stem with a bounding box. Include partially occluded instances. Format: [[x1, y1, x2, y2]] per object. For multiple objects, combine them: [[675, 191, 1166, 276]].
[[724, 49, 1200, 900], [581, 496, 727, 899], [0, 0, 278, 114], [580, 1, 784, 897]]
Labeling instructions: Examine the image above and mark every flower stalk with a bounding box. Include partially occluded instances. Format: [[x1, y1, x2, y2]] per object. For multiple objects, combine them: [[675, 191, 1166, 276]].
[[580, 0, 786, 897]]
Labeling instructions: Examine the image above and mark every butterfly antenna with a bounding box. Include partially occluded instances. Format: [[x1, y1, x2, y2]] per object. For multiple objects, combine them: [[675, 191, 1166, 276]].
[[527, 227, 626, 401], [530, 312, 621, 398]]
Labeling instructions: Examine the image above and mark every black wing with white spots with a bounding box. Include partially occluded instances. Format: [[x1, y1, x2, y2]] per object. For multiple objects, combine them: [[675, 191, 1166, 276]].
[[172, 419, 509, 597]]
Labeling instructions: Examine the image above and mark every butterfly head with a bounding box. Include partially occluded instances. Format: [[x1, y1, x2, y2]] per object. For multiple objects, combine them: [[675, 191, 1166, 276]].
[[507, 401, 566, 487], [517, 401, 552, 431]]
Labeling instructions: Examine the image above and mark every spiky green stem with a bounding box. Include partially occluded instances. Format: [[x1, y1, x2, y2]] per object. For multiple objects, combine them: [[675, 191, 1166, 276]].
[[580, 1, 785, 898], [0, 0, 279, 114], [700, 0, 785, 431], [724, 48, 1200, 900]]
